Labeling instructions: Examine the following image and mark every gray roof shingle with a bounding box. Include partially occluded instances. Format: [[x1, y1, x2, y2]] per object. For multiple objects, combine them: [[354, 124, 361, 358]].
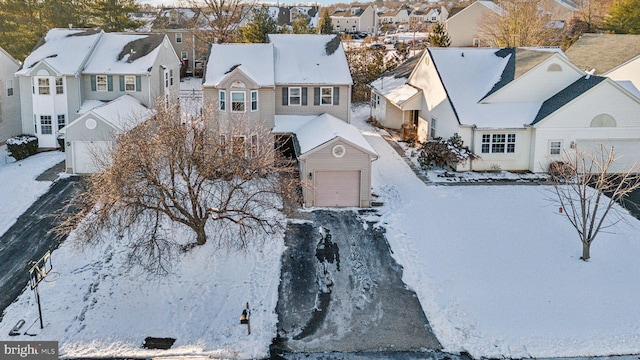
[[532, 75, 606, 125]]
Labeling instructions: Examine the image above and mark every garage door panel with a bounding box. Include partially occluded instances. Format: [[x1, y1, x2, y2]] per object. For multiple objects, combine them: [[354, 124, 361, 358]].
[[578, 140, 640, 173], [315, 171, 360, 207], [73, 141, 112, 174]]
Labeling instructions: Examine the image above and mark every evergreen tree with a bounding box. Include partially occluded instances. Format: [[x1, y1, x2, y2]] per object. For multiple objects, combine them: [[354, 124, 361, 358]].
[[238, 6, 279, 43], [0, 0, 46, 61], [428, 22, 451, 47], [92, 0, 142, 32], [318, 9, 333, 34], [605, 0, 640, 33], [292, 15, 314, 34], [42, 0, 92, 29]]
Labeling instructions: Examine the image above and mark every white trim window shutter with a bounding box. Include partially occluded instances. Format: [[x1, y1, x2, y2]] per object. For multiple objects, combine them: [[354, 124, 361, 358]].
[[91, 75, 96, 91], [333, 87, 339, 105], [302, 87, 308, 106], [314, 87, 320, 105], [119, 76, 125, 91], [107, 75, 113, 91], [136, 76, 142, 92], [282, 87, 288, 106]]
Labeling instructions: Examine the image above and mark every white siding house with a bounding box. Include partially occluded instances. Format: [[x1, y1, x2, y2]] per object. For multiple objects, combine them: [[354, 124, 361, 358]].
[[16, 28, 180, 172], [371, 47, 640, 174], [0, 46, 21, 143]]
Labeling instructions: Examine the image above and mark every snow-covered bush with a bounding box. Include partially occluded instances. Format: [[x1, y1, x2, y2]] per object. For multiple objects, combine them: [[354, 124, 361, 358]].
[[6, 135, 38, 160], [418, 134, 477, 170]]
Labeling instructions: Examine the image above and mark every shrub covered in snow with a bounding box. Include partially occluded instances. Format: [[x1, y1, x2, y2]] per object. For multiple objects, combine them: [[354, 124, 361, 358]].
[[418, 133, 477, 170], [7, 134, 39, 160]]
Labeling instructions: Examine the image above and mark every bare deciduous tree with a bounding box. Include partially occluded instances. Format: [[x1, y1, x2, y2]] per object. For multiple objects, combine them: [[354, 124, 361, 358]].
[[477, 0, 556, 47], [550, 145, 640, 261], [191, 0, 256, 44], [56, 103, 300, 275]]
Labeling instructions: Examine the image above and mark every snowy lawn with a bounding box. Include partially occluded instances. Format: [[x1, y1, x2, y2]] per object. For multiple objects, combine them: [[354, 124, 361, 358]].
[[0, 136, 285, 358], [352, 105, 640, 358], [0, 224, 284, 359], [0, 146, 65, 235]]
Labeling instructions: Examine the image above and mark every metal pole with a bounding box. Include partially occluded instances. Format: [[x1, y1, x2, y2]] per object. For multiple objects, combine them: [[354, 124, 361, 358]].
[[35, 285, 43, 329]]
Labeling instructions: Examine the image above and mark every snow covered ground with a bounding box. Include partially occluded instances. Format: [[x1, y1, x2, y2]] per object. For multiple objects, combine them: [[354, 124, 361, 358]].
[[0, 147, 64, 235], [0, 105, 639, 359], [352, 104, 640, 359], [0, 143, 284, 358]]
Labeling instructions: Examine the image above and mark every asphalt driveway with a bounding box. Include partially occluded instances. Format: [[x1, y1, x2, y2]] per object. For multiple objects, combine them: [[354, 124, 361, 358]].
[[273, 209, 441, 355], [0, 176, 79, 321]]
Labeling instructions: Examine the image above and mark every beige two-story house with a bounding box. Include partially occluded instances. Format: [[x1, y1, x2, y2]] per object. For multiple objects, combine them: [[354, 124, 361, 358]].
[[203, 34, 378, 208]]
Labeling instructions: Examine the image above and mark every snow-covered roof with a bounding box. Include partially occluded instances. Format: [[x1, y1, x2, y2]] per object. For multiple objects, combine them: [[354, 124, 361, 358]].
[[83, 33, 165, 75], [205, 34, 352, 88], [77, 100, 107, 114], [17, 28, 102, 76], [274, 114, 377, 156], [269, 34, 352, 85], [426, 48, 542, 129], [370, 52, 422, 106], [203, 43, 275, 87], [63, 95, 154, 134]]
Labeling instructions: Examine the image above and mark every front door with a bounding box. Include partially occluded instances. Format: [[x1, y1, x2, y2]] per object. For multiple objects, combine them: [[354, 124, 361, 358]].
[[36, 115, 57, 148]]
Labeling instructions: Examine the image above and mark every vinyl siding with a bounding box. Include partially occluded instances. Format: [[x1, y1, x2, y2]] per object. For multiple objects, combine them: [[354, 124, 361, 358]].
[[275, 85, 351, 122], [301, 139, 373, 207]]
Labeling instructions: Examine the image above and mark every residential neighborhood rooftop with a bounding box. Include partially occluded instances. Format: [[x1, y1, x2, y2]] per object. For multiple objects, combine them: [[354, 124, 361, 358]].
[[565, 34, 640, 74]]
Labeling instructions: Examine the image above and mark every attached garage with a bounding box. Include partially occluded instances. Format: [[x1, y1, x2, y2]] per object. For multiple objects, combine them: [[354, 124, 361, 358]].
[[274, 113, 378, 208], [314, 170, 361, 207], [72, 141, 112, 174], [59, 95, 154, 174], [577, 139, 640, 173]]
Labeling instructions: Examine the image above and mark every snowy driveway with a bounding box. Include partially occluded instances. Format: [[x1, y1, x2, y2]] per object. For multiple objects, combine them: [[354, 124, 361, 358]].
[[0, 177, 79, 320], [274, 210, 441, 354]]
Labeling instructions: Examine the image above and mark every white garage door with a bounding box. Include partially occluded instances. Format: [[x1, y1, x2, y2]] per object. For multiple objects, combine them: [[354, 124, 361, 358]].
[[578, 139, 640, 173], [315, 171, 361, 207], [72, 141, 112, 174]]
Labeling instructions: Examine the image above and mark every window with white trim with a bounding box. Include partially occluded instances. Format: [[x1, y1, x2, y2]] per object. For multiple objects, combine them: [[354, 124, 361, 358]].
[[40, 115, 52, 134], [251, 90, 258, 111], [55, 77, 64, 94], [481, 133, 516, 153], [321, 87, 333, 105], [181, 51, 188, 60], [219, 90, 226, 111], [219, 135, 226, 154], [250, 134, 258, 158], [232, 135, 246, 157], [57, 115, 65, 130], [96, 75, 108, 91], [430, 117, 437, 139], [38, 78, 50, 95], [289, 87, 301, 106], [231, 91, 245, 112], [6, 79, 13, 96], [176, 32, 182, 43], [125, 75, 136, 91], [549, 140, 562, 155], [371, 93, 377, 108]]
